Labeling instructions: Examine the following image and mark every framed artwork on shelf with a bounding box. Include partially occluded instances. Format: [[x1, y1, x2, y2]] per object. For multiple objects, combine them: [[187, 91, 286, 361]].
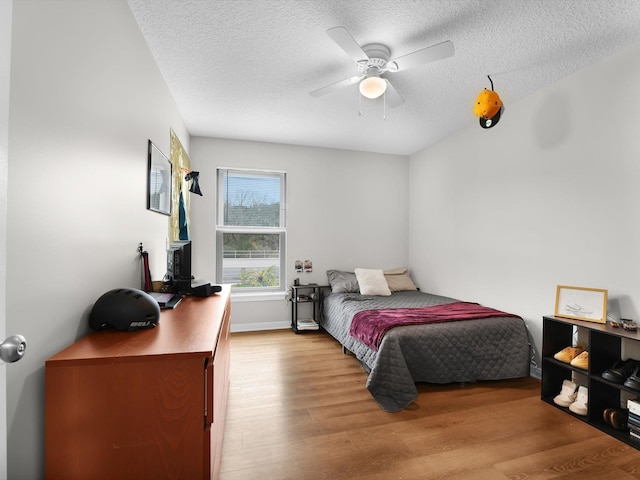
[[147, 140, 172, 216], [554, 285, 608, 324]]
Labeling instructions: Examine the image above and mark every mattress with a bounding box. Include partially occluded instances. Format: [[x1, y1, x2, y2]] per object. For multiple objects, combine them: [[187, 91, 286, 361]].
[[320, 290, 531, 412]]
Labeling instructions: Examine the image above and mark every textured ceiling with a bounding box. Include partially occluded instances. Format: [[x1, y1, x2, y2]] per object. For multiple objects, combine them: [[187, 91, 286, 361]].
[[128, 0, 640, 156]]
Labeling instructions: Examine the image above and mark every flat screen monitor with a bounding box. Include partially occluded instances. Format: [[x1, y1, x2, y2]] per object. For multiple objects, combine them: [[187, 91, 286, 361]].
[[167, 240, 192, 286]]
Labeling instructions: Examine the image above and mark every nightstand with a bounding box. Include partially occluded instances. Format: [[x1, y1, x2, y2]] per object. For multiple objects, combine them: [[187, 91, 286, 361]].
[[290, 284, 328, 333]]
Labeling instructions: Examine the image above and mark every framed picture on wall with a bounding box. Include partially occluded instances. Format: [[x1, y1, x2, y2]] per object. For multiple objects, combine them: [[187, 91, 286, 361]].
[[554, 285, 608, 323], [147, 140, 172, 216]]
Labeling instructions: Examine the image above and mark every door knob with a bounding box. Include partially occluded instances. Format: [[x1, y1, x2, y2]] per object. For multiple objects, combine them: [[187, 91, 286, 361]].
[[0, 335, 27, 363]]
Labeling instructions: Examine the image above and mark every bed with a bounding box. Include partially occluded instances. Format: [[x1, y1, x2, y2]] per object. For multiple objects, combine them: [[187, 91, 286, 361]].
[[319, 268, 531, 412]]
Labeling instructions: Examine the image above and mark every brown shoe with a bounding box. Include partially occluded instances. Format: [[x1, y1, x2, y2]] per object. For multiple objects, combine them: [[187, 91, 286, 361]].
[[554, 344, 585, 364], [570, 351, 589, 370], [603, 407, 628, 431]]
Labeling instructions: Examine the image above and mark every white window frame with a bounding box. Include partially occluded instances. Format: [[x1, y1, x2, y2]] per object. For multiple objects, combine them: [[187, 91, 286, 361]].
[[215, 167, 287, 294]]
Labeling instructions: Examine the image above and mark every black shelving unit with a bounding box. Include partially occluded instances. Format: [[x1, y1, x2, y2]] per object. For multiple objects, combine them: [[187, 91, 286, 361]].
[[290, 284, 328, 333], [542, 315, 640, 448]]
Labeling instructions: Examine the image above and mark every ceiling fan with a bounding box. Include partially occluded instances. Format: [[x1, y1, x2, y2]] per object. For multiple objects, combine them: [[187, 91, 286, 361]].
[[310, 26, 455, 108]]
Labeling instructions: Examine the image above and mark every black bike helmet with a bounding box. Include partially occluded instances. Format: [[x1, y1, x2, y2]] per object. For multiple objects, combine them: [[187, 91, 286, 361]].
[[89, 288, 160, 331]]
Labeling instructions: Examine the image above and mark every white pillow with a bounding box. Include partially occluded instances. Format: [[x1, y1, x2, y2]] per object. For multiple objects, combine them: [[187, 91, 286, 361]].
[[355, 268, 391, 296]]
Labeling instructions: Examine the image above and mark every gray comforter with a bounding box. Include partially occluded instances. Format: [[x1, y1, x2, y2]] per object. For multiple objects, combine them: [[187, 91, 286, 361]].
[[320, 291, 531, 412]]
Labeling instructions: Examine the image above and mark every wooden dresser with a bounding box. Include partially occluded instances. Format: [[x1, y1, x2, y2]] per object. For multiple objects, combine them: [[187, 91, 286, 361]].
[[45, 285, 231, 480]]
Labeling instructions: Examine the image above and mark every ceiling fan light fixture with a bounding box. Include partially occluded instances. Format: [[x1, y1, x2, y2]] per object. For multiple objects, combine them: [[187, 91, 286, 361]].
[[359, 76, 387, 99]]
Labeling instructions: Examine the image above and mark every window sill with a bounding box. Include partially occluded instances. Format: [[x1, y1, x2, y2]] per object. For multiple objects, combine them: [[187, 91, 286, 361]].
[[231, 291, 287, 303]]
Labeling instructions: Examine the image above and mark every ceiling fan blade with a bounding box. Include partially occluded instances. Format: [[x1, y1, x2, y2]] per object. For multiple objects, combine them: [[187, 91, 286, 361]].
[[309, 75, 364, 97], [326, 26, 369, 64], [384, 80, 404, 108], [388, 40, 454, 72]]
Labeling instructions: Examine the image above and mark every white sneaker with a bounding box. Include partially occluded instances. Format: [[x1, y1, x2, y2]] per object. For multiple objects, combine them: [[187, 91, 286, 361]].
[[553, 379, 578, 407], [569, 385, 588, 415]]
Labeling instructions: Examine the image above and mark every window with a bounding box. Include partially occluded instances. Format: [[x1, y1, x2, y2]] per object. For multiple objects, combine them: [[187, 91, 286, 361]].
[[216, 168, 286, 292]]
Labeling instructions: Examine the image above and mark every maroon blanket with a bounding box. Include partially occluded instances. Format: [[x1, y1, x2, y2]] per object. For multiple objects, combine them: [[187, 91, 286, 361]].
[[350, 302, 521, 351]]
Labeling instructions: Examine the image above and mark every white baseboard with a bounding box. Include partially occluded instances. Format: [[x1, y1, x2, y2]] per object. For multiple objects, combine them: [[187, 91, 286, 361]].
[[530, 365, 542, 380], [231, 321, 290, 333]]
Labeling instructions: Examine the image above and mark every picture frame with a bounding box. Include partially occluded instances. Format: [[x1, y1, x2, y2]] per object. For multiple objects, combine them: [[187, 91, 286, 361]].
[[554, 285, 608, 323], [304, 260, 313, 273], [147, 140, 172, 216]]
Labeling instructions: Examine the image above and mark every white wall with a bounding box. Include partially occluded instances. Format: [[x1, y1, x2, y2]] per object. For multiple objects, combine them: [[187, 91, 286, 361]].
[[7, 2, 188, 478], [409, 42, 640, 370], [188, 137, 410, 331]]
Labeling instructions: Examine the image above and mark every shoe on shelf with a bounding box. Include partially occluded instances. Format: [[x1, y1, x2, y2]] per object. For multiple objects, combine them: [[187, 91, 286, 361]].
[[554, 344, 585, 364], [568, 386, 588, 416], [602, 358, 638, 384], [624, 365, 640, 390], [603, 407, 629, 430], [553, 379, 578, 407], [570, 351, 589, 370]]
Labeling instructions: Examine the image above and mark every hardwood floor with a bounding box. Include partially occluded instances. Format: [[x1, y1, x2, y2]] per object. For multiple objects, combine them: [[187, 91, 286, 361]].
[[220, 330, 640, 479]]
